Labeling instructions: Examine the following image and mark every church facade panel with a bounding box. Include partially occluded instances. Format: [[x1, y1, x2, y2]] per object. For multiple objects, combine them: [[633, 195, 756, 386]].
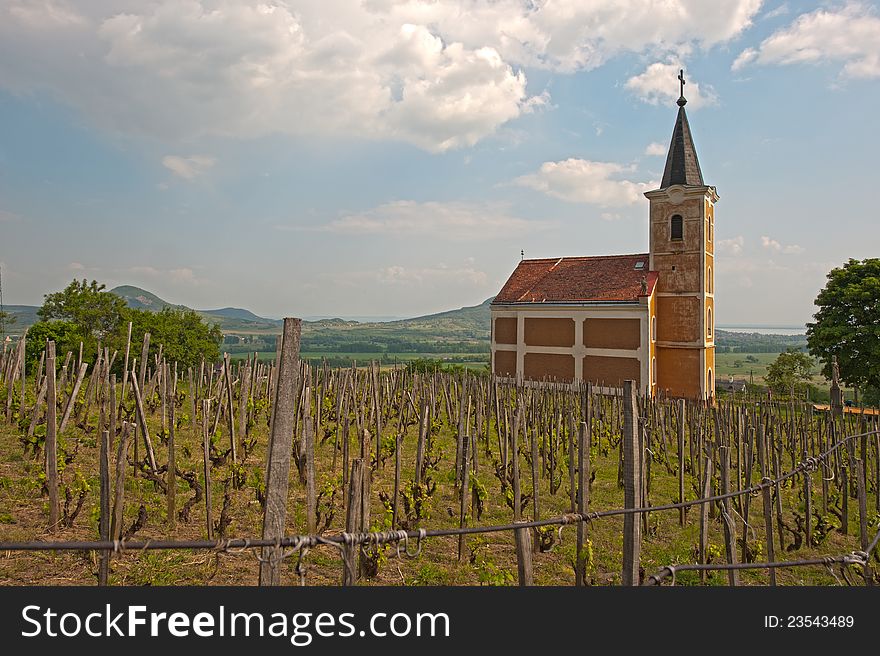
[[493, 350, 516, 377], [582, 355, 641, 388], [493, 317, 517, 345], [583, 318, 640, 350], [524, 317, 575, 347], [524, 352, 575, 382]]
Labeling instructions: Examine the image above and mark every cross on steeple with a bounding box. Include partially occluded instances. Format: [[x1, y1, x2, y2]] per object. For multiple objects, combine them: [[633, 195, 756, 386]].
[[677, 69, 687, 107]]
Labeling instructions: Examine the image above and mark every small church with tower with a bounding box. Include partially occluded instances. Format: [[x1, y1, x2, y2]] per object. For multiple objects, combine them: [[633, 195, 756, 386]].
[[491, 71, 717, 400]]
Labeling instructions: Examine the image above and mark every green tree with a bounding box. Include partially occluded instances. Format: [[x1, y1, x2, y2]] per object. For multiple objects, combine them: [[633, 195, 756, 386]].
[[24, 320, 81, 367], [39, 279, 127, 342], [126, 307, 222, 369], [764, 349, 814, 397], [806, 258, 880, 398]]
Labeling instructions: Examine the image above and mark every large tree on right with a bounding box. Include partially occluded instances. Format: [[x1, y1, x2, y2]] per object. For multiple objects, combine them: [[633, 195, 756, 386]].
[[806, 258, 880, 403]]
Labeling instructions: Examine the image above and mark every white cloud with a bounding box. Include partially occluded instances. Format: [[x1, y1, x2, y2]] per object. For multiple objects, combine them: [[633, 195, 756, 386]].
[[514, 159, 655, 207], [762, 3, 789, 21], [644, 142, 667, 157], [0, 209, 22, 223], [0, 1, 763, 151], [626, 61, 718, 109], [377, 264, 488, 287], [162, 155, 215, 180], [761, 235, 803, 254], [127, 266, 201, 285], [717, 235, 745, 255], [733, 3, 880, 79], [306, 200, 547, 241]]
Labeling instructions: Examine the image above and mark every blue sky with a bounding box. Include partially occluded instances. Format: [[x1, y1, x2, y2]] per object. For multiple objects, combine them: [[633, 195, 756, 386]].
[[1, 1, 878, 325]]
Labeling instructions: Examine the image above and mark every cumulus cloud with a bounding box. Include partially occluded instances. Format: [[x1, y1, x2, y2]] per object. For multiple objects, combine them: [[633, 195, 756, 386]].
[[0, 1, 763, 151], [514, 159, 655, 207], [717, 235, 745, 255], [306, 200, 547, 241], [644, 142, 667, 157], [733, 3, 880, 79], [162, 155, 215, 180], [626, 61, 718, 109], [761, 235, 803, 254]]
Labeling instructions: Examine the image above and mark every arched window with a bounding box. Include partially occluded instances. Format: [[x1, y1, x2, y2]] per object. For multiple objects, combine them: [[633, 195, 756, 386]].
[[708, 266, 712, 293], [708, 219, 713, 243], [651, 315, 657, 342], [670, 214, 683, 241], [707, 307, 713, 338], [652, 357, 657, 385], [708, 368, 714, 395]]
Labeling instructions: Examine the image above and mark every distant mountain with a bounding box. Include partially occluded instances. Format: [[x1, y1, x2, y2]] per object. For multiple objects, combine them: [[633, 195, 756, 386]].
[[109, 286, 281, 333], [396, 297, 492, 333], [110, 285, 188, 312], [1, 305, 39, 333]]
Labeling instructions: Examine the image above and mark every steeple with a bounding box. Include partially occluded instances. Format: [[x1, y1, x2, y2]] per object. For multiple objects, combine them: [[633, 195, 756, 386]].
[[660, 70, 704, 188]]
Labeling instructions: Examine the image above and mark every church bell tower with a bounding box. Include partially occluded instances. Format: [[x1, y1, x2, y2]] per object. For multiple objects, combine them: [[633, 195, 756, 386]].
[[644, 71, 718, 400]]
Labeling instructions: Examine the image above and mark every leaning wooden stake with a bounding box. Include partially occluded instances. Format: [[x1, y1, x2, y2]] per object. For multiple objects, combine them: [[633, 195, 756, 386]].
[[111, 423, 131, 541], [259, 318, 302, 586], [202, 399, 213, 541], [621, 380, 641, 585], [130, 371, 158, 472]]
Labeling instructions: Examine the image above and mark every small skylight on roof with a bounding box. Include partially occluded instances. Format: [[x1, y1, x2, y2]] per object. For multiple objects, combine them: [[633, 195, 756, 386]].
[[635, 261, 646, 269]]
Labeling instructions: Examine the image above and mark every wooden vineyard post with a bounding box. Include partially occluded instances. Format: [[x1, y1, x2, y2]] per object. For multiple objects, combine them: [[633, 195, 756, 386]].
[[224, 353, 237, 464], [137, 332, 150, 400], [46, 341, 60, 532], [757, 418, 777, 586], [304, 387, 317, 535], [856, 460, 872, 586], [120, 321, 132, 407], [678, 398, 686, 526], [58, 362, 87, 434], [111, 422, 131, 541], [342, 458, 364, 586], [167, 364, 177, 532], [203, 399, 213, 541], [698, 454, 713, 584], [719, 429, 739, 586], [510, 405, 534, 586], [458, 433, 470, 562], [259, 318, 301, 586], [576, 416, 591, 586], [621, 380, 641, 585], [392, 432, 401, 529], [130, 371, 158, 473], [98, 429, 111, 585]]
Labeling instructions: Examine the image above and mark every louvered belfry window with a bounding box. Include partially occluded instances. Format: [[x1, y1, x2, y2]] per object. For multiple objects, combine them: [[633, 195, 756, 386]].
[[670, 214, 683, 241]]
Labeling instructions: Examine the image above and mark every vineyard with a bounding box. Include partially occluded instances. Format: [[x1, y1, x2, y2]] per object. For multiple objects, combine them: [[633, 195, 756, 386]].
[[0, 319, 878, 587]]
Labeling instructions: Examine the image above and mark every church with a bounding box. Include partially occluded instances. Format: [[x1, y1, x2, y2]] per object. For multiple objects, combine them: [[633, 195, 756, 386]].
[[491, 73, 716, 399]]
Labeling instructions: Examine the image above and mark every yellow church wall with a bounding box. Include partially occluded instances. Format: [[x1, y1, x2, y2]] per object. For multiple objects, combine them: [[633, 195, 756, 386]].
[[656, 347, 702, 398], [583, 318, 640, 350], [524, 317, 575, 347], [706, 347, 715, 393], [524, 353, 575, 382], [656, 296, 701, 342], [652, 253, 703, 293]]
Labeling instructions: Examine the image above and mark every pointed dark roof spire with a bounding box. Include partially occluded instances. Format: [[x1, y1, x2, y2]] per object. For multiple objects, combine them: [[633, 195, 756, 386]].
[[661, 69, 704, 188]]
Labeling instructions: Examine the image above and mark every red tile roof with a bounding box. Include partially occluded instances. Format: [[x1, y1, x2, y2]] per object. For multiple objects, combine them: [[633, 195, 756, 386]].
[[493, 253, 658, 304]]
